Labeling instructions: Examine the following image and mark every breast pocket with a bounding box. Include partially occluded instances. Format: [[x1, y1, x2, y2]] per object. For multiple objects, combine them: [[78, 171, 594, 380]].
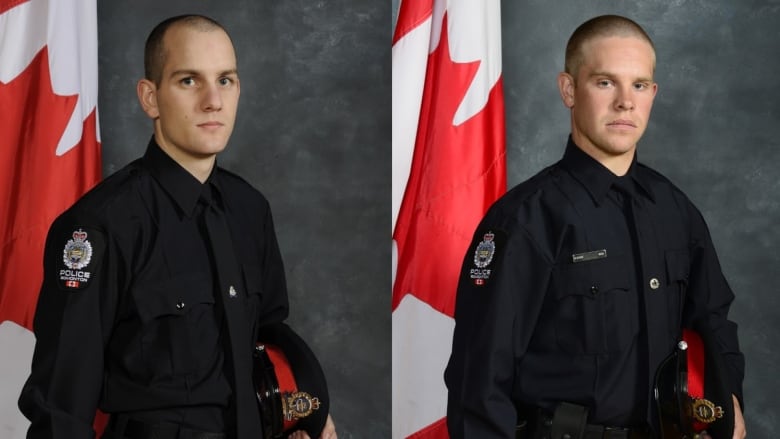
[[550, 257, 636, 355], [132, 273, 217, 378]]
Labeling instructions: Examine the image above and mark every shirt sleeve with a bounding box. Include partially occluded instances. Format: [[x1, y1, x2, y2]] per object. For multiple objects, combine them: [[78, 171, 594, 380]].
[[445, 211, 553, 439], [256, 203, 289, 328], [685, 204, 745, 410], [18, 214, 117, 439]]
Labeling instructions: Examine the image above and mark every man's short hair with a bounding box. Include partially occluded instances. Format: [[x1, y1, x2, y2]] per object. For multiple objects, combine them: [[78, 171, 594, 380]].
[[144, 14, 232, 85], [565, 15, 655, 78]]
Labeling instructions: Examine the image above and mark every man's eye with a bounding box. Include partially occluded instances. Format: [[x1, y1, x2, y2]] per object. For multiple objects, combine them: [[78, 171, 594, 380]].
[[634, 83, 648, 90], [219, 77, 232, 86], [181, 77, 195, 86], [597, 80, 612, 87]]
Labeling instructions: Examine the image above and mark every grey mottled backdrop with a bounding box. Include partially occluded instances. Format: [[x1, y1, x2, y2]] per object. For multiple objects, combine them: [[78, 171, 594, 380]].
[[392, 0, 778, 436], [98, 2, 390, 437]]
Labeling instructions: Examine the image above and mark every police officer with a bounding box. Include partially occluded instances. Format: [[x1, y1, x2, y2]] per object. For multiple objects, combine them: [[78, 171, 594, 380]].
[[18, 15, 336, 439], [444, 15, 745, 439]]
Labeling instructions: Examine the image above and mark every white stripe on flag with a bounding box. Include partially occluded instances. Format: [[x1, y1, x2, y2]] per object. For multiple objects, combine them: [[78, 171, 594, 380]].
[[392, 295, 455, 438]]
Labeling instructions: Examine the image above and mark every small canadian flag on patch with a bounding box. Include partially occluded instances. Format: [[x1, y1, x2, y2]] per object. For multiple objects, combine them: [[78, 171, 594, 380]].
[[65, 280, 79, 288]]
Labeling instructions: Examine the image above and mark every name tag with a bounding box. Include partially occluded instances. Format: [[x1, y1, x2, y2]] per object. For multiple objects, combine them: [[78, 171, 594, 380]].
[[572, 249, 607, 263]]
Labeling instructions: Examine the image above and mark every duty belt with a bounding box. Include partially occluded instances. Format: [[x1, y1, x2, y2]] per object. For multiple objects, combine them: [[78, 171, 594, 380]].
[[104, 416, 230, 439], [517, 403, 652, 439]]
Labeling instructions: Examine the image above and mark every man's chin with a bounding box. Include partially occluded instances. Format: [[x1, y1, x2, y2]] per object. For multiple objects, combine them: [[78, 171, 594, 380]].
[[601, 135, 640, 155], [193, 140, 230, 156]]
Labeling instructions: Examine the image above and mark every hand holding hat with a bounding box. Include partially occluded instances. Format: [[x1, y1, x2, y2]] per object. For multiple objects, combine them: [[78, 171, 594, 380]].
[[287, 415, 336, 439]]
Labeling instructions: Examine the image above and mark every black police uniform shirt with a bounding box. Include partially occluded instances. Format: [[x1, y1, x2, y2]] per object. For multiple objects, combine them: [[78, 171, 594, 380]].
[[19, 138, 289, 438], [444, 138, 744, 438]]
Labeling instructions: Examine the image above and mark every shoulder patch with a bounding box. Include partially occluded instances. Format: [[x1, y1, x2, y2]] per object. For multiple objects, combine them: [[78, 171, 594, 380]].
[[56, 227, 104, 291], [467, 228, 507, 286]]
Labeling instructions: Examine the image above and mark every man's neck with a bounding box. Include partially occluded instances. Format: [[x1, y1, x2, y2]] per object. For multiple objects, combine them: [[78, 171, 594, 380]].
[[570, 136, 635, 176], [596, 154, 633, 177], [155, 136, 216, 183]]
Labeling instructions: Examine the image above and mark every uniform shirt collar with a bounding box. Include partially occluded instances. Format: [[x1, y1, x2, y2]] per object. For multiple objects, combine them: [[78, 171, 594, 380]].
[[143, 137, 225, 217], [559, 136, 655, 205]]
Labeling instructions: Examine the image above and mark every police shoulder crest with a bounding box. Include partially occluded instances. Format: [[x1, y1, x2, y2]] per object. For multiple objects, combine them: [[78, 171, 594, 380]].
[[473, 231, 496, 268], [56, 227, 104, 291], [468, 228, 507, 286], [63, 229, 93, 270]]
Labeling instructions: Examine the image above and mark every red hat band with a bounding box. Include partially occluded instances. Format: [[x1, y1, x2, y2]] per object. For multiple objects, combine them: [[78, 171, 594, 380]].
[[682, 329, 724, 431]]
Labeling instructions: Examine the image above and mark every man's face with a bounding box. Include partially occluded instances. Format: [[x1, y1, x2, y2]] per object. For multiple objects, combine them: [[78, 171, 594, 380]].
[[559, 36, 657, 167], [143, 25, 240, 162]]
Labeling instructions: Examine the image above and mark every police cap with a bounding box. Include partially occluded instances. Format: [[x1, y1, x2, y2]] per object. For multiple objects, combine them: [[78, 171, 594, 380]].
[[654, 320, 734, 438], [254, 323, 329, 439]]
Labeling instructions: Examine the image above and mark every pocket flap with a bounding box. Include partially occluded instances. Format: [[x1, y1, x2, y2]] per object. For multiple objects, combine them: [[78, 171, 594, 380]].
[[132, 273, 214, 322], [552, 257, 630, 300]]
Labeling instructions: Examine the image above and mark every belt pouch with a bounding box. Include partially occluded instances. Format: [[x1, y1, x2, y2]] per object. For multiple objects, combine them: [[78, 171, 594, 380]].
[[551, 402, 588, 439]]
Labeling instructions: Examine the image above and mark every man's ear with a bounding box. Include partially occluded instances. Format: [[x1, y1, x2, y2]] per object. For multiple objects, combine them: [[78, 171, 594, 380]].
[[557, 72, 575, 108], [137, 79, 159, 119]]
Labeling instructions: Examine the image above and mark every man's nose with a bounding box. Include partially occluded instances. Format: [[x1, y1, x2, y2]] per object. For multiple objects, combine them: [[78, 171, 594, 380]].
[[201, 84, 223, 111]]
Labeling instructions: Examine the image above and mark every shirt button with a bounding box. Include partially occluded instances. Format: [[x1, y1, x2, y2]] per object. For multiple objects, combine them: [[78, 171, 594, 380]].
[[590, 285, 598, 295], [229, 285, 237, 298], [176, 301, 185, 309], [649, 278, 660, 290]]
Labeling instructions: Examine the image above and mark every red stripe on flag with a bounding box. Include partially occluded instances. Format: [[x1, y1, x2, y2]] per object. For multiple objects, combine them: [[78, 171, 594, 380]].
[[0, 2, 104, 435], [392, 0, 434, 45], [407, 417, 449, 439], [0, 0, 27, 15], [392, 12, 506, 317], [0, 48, 102, 329], [393, 2, 505, 436]]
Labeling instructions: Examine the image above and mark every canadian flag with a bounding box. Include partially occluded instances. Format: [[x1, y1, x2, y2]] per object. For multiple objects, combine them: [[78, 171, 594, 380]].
[[392, 0, 506, 438], [0, 0, 101, 436]]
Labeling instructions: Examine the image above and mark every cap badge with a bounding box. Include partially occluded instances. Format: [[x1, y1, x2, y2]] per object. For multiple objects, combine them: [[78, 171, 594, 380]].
[[691, 398, 724, 424], [282, 391, 321, 421]]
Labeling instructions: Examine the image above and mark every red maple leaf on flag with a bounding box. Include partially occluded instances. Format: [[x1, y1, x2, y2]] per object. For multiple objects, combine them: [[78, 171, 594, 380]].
[[393, 13, 506, 318], [0, 47, 101, 329]]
